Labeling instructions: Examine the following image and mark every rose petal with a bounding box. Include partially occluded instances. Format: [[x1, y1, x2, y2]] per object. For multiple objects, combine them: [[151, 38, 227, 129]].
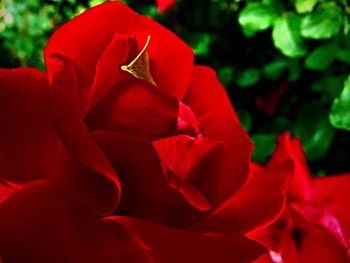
[[86, 79, 179, 141], [153, 134, 225, 208], [45, 2, 193, 103], [0, 181, 151, 263], [269, 132, 311, 202], [274, 228, 300, 263], [0, 180, 21, 203], [156, 0, 176, 13], [291, 203, 348, 247], [177, 102, 200, 136], [134, 17, 193, 99], [249, 220, 300, 263], [105, 216, 266, 263], [0, 68, 59, 183], [83, 33, 132, 114], [197, 158, 290, 234], [253, 206, 350, 263], [161, 164, 211, 212], [93, 131, 206, 227], [184, 66, 253, 206], [253, 253, 275, 263], [311, 173, 350, 237], [45, 2, 137, 106], [48, 55, 121, 216], [297, 223, 350, 263], [54, 148, 123, 219]]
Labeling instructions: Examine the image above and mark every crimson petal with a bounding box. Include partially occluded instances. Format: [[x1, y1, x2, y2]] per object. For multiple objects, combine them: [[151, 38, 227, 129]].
[[86, 79, 179, 141], [297, 223, 350, 263], [311, 173, 350, 237], [153, 134, 225, 208], [0, 68, 59, 183], [0, 180, 20, 203], [48, 55, 121, 216], [83, 33, 132, 114], [156, 0, 176, 13], [0, 181, 151, 263], [184, 66, 253, 207], [269, 132, 311, 202], [197, 160, 289, 234], [45, 2, 193, 103], [93, 131, 207, 227], [105, 216, 266, 263]]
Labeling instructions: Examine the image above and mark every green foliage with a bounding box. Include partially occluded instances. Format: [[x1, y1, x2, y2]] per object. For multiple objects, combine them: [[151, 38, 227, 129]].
[[185, 33, 213, 56], [295, 0, 318, 14], [251, 134, 276, 163], [294, 102, 335, 161], [272, 13, 307, 57], [1, 0, 350, 174], [235, 68, 261, 88], [262, 59, 288, 80], [0, 0, 88, 69], [238, 2, 277, 36], [300, 3, 343, 39], [305, 43, 337, 70], [237, 109, 252, 132], [233, 0, 350, 171], [217, 66, 234, 87], [330, 75, 350, 131]]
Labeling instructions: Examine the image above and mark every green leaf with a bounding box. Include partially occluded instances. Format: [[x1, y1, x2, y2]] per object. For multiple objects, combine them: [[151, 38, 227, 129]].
[[263, 59, 288, 80], [235, 68, 261, 88], [294, 102, 335, 161], [89, 0, 106, 7], [186, 33, 213, 56], [217, 67, 234, 87], [272, 13, 307, 58], [137, 5, 161, 19], [263, 0, 284, 13], [237, 110, 253, 132], [301, 4, 343, 39], [295, 0, 318, 13], [335, 48, 350, 64], [238, 2, 278, 37], [329, 75, 350, 131], [269, 117, 291, 132], [251, 134, 276, 163], [287, 59, 302, 81], [343, 15, 350, 35], [311, 75, 345, 98], [305, 43, 337, 70], [241, 26, 258, 38]]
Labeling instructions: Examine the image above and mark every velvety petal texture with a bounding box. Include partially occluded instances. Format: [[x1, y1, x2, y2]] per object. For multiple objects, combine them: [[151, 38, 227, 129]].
[[311, 174, 350, 237], [93, 131, 207, 227], [197, 159, 289, 234], [0, 181, 150, 263], [0, 2, 288, 262], [251, 132, 350, 262], [44, 1, 193, 106], [105, 216, 266, 263], [86, 79, 179, 141], [48, 55, 121, 216], [0, 68, 58, 183], [0, 181, 20, 203], [184, 66, 253, 206], [267, 132, 311, 201], [156, 0, 176, 13]]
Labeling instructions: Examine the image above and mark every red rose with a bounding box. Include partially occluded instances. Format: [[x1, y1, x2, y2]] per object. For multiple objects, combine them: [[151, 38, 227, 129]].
[[156, 0, 176, 13], [249, 133, 350, 263], [0, 2, 286, 262]]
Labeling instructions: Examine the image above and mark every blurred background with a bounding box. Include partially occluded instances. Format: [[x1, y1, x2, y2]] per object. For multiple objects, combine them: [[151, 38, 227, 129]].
[[1, 0, 350, 175]]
